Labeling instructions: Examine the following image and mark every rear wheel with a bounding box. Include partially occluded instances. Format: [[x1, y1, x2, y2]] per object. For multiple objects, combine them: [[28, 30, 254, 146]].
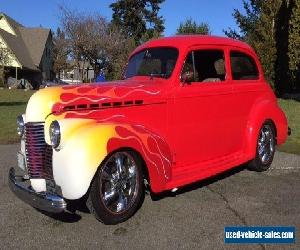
[[248, 122, 276, 172], [87, 150, 144, 224]]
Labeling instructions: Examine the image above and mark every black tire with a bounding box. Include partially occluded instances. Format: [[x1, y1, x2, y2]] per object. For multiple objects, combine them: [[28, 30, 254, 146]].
[[248, 121, 276, 172], [87, 150, 144, 224]]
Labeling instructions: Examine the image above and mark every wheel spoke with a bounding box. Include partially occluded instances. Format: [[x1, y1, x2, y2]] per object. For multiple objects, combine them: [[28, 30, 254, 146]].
[[265, 131, 271, 142], [116, 191, 127, 212], [104, 189, 117, 206], [127, 165, 136, 179], [262, 153, 267, 163], [127, 183, 134, 196], [258, 145, 264, 156], [260, 131, 266, 142], [115, 154, 124, 175], [100, 151, 139, 214], [102, 168, 112, 181], [257, 124, 275, 164], [270, 140, 274, 152]]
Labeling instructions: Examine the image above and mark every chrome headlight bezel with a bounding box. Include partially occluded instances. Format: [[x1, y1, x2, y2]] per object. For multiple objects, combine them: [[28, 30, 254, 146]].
[[49, 120, 61, 149], [17, 115, 25, 137]]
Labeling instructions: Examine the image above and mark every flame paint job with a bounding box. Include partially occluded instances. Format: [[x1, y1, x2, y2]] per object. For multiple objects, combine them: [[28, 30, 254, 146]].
[[51, 81, 163, 115], [23, 36, 288, 198], [26, 80, 164, 123], [107, 124, 172, 192]]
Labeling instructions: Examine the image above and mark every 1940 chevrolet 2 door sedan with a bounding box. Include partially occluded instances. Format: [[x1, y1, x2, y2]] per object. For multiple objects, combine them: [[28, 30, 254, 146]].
[[9, 35, 289, 224]]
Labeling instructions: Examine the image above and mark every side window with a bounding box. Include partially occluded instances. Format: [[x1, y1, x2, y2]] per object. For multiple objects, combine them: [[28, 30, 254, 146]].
[[230, 51, 259, 80], [181, 50, 226, 83], [181, 53, 195, 82]]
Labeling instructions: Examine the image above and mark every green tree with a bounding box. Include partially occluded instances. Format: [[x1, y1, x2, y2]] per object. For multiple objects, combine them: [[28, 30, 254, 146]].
[[110, 0, 165, 45], [288, 0, 300, 92], [224, 0, 280, 87], [255, 1, 281, 88], [224, 0, 262, 40], [224, 0, 300, 95], [274, 0, 294, 95], [176, 18, 211, 35]]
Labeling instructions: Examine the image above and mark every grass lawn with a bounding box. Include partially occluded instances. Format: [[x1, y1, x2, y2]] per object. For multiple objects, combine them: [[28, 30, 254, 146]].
[[277, 99, 300, 155], [0, 88, 299, 155], [0, 89, 35, 144]]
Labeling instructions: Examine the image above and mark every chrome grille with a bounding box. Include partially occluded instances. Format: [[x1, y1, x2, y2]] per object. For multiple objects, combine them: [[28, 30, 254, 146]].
[[24, 122, 53, 179]]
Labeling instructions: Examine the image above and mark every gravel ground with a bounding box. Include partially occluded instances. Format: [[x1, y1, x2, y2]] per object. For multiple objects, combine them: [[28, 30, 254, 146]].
[[0, 144, 299, 250]]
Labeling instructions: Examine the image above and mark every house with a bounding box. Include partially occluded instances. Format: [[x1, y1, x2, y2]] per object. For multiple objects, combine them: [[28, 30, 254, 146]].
[[0, 13, 53, 88], [59, 60, 95, 84]]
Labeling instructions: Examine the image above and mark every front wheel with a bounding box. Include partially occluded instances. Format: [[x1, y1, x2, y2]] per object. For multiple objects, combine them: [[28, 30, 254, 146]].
[[248, 122, 276, 172], [87, 150, 144, 224]]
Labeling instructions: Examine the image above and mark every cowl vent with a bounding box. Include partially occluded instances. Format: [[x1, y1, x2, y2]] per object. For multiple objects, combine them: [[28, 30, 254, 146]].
[[62, 99, 144, 112]]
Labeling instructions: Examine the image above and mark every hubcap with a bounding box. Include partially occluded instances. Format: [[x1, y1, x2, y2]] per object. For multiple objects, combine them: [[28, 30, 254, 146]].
[[100, 152, 138, 214], [258, 124, 275, 164]]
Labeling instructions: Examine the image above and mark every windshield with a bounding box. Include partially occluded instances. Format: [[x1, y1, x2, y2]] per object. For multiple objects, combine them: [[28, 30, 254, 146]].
[[125, 47, 179, 79]]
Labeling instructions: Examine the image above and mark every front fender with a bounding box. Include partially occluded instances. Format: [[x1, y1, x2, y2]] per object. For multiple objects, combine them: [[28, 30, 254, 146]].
[[46, 118, 117, 199], [106, 124, 172, 193], [45, 117, 172, 199]]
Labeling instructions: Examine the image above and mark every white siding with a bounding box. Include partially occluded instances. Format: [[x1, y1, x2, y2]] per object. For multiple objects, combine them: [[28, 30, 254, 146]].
[[0, 17, 16, 35], [0, 36, 21, 67]]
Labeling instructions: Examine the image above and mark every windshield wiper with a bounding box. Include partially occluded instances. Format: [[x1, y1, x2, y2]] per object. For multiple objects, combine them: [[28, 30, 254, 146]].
[[149, 73, 167, 80]]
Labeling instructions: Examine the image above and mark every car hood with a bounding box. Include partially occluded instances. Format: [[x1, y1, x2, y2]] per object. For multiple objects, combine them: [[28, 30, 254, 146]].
[[25, 79, 167, 122]]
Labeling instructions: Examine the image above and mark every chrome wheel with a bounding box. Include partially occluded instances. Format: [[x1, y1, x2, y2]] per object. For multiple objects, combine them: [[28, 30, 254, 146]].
[[100, 152, 139, 214], [258, 124, 275, 164]]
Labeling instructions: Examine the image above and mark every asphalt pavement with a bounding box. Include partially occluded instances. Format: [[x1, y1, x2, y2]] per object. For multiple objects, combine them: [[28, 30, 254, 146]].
[[0, 144, 299, 250]]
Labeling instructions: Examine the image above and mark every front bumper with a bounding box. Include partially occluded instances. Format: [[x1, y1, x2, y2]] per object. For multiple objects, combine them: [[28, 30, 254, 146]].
[[8, 168, 67, 213]]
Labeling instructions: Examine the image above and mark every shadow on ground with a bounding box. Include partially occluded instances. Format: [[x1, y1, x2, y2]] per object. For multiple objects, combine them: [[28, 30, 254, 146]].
[[282, 93, 300, 102], [37, 194, 91, 223], [0, 102, 27, 106], [40, 164, 249, 223], [151, 164, 248, 200]]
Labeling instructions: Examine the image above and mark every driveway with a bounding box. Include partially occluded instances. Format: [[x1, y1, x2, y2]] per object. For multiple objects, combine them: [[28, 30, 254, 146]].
[[0, 144, 299, 249]]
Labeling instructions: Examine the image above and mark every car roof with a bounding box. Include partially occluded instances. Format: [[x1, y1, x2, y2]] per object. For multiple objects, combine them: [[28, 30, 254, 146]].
[[132, 35, 255, 55]]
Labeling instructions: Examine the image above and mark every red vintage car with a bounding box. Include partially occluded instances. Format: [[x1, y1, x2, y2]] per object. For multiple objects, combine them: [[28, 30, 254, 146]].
[[10, 35, 289, 224]]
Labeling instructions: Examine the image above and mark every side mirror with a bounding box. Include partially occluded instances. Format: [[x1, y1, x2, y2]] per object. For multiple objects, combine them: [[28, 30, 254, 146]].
[[180, 72, 194, 84]]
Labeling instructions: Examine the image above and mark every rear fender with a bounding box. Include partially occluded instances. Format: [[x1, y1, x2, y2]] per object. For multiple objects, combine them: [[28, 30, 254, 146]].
[[245, 99, 288, 158]]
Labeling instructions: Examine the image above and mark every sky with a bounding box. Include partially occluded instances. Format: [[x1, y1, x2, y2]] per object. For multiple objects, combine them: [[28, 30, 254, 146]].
[[0, 0, 244, 36]]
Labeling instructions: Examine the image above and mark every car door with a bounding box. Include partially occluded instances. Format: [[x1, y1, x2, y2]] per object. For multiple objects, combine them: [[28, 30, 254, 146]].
[[228, 49, 263, 149], [172, 46, 241, 168]]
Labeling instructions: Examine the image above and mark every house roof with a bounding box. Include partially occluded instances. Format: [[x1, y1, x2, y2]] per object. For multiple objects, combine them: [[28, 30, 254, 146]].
[[1, 13, 24, 33], [19, 27, 51, 66], [0, 29, 36, 70], [0, 13, 51, 71]]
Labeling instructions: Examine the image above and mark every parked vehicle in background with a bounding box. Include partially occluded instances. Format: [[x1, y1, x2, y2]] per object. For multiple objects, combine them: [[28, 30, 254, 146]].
[[39, 79, 69, 89], [9, 35, 289, 224]]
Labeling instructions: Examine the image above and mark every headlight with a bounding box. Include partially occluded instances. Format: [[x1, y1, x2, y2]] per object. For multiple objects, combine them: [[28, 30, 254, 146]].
[[17, 115, 25, 137], [49, 121, 61, 149]]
